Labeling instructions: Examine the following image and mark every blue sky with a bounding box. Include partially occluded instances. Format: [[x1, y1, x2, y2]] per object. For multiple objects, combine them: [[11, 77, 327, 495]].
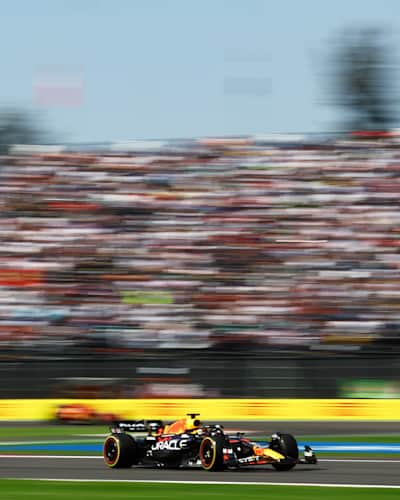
[[1, 0, 400, 142]]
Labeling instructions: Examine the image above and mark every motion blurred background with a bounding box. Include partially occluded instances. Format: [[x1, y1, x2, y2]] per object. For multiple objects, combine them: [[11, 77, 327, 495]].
[[1, 0, 400, 408]]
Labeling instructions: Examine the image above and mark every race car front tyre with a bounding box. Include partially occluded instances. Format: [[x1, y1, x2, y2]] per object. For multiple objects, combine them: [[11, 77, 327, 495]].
[[103, 433, 139, 468], [199, 435, 225, 471], [271, 433, 299, 472]]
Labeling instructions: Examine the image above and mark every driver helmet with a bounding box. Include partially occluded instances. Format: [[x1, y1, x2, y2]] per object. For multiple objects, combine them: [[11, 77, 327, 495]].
[[185, 413, 202, 431]]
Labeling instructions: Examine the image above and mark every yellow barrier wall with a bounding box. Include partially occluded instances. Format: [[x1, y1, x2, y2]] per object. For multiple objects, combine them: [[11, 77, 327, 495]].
[[1, 399, 400, 421]]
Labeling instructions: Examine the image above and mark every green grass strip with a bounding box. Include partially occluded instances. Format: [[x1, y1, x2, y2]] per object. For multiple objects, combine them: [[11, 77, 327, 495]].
[[0, 480, 399, 499], [0, 425, 108, 440]]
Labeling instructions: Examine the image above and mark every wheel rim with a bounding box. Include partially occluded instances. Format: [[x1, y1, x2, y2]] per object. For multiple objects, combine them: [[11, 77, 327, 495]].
[[200, 438, 215, 469], [104, 436, 119, 466]]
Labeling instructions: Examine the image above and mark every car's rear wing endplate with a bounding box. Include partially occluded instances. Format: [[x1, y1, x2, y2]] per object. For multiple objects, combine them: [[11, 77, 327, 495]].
[[110, 419, 163, 433]]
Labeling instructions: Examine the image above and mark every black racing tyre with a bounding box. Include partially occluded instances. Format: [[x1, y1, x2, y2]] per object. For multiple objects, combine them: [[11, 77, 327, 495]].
[[103, 433, 139, 468], [199, 435, 225, 471], [272, 433, 299, 472]]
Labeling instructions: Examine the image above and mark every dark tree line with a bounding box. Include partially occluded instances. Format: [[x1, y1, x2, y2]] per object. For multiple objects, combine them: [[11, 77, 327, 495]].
[[0, 108, 47, 154], [332, 28, 398, 132]]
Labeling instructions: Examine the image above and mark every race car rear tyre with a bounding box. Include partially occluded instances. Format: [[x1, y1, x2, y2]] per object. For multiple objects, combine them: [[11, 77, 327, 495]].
[[103, 433, 139, 468], [199, 435, 225, 471], [272, 433, 299, 472]]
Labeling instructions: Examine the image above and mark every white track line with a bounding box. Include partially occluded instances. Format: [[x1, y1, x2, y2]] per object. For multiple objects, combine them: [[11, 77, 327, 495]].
[[7, 478, 400, 489]]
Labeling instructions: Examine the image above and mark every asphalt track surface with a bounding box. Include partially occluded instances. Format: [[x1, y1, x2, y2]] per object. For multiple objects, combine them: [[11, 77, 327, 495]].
[[1, 422, 400, 486], [1, 455, 399, 486]]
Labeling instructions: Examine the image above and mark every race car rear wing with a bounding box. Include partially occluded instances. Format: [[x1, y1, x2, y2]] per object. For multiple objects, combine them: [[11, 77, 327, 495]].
[[110, 419, 163, 433]]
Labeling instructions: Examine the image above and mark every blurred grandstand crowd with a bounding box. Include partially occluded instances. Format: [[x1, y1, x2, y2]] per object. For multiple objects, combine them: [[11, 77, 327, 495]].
[[1, 134, 400, 355]]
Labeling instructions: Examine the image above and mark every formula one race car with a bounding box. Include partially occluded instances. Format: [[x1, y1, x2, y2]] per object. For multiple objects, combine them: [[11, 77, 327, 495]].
[[103, 413, 317, 471], [55, 403, 120, 424]]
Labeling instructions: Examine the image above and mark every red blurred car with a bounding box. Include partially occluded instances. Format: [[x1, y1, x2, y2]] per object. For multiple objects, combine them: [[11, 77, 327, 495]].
[[56, 403, 119, 424]]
